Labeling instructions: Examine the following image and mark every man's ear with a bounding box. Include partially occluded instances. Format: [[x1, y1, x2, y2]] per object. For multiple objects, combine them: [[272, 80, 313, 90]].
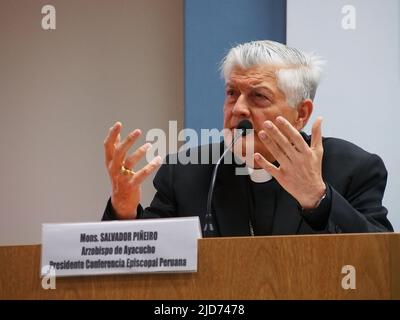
[[294, 99, 313, 130]]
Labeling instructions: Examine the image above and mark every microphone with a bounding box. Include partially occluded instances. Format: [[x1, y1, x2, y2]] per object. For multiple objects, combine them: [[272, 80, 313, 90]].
[[203, 120, 253, 237]]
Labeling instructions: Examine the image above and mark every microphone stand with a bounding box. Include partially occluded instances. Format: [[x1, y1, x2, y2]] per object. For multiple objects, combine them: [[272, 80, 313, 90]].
[[203, 124, 251, 237]]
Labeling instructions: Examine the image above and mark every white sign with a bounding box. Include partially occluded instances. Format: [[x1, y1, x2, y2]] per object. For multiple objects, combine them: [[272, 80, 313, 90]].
[[41, 217, 202, 277]]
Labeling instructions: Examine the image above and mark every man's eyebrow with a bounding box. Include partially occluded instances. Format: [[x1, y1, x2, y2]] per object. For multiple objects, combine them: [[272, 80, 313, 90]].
[[251, 84, 275, 96], [226, 81, 273, 89], [225, 82, 275, 96]]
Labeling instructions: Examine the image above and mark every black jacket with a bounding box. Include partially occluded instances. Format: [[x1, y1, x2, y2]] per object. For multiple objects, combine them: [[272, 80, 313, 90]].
[[103, 133, 393, 236]]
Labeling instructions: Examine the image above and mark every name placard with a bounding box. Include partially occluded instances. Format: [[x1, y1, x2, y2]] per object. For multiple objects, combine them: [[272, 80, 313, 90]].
[[41, 217, 202, 277]]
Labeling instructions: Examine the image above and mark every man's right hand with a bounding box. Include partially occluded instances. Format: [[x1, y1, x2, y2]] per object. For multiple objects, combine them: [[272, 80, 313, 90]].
[[104, 122, 162, 219]]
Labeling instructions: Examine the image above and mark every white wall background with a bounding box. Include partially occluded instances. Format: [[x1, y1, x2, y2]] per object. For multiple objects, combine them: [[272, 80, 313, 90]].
[[287, 0, 399, 230], [0, 0, 183, 245]]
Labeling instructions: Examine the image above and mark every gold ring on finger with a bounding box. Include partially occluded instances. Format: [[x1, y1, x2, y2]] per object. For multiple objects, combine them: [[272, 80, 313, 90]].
[[120, 166, 135, 176]]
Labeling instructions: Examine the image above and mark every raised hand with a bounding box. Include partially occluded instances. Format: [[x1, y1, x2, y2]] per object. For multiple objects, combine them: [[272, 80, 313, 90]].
[[104, 122, 162, 219], [254, 116, 326, 210]]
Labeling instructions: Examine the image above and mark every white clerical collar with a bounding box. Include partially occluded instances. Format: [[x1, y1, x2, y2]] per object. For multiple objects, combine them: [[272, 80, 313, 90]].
[[247, 167, 273, 183]]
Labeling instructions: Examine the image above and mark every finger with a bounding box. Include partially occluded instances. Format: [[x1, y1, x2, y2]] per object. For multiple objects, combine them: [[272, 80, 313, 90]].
[[115, 132, 121, 145], [132, 156, 162, 185], [104, 122, 122, 166], [274, 116, 308, 153], [263, 120, 297, 159], [124, 143, 152, 170], [254, 153, 280, 178], [111, 129, 141, 173], [258, 130, 291, 166], [311, 117, 323, 150]]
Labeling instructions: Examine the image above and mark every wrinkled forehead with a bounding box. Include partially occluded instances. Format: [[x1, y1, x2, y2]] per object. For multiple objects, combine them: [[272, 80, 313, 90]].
[[226, 65, 281, 86]]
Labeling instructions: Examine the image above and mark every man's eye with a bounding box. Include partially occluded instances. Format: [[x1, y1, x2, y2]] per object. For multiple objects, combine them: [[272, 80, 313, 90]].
[[254, 92, 266, 99], [226, 89, 236, 98]]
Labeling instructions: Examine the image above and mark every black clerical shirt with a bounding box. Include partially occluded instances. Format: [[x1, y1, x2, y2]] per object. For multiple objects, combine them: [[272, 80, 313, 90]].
[[248, 178, 280, 236]]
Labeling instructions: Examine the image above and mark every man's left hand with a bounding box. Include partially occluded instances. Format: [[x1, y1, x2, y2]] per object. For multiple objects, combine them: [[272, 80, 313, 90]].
[[254, 116, 326, 210]]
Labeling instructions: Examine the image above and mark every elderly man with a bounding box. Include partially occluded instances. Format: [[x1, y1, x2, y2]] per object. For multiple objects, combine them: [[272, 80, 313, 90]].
[[102, 40, 393, 236]]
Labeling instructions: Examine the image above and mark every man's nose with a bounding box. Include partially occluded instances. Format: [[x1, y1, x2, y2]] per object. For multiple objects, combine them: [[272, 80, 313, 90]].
[[232, 95, 250, 118]]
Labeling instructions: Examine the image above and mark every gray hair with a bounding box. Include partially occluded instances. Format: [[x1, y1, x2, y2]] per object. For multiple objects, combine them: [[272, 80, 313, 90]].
[[220, 40, 325, 107]]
